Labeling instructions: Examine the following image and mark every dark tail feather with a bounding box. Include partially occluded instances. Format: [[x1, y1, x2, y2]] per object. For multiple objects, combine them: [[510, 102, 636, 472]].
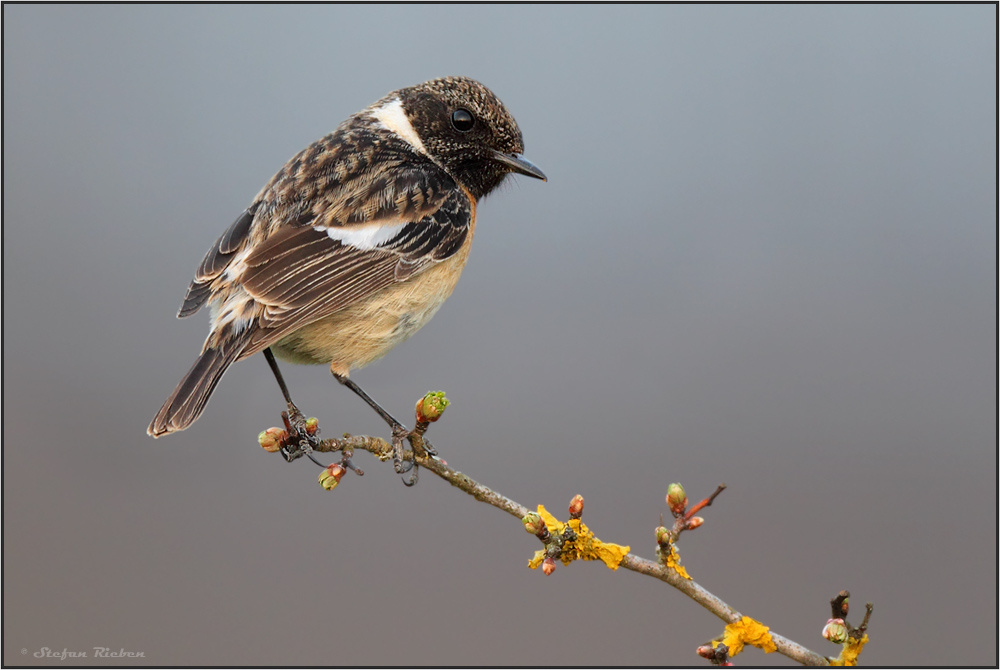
[[147, 334, 248, 438]]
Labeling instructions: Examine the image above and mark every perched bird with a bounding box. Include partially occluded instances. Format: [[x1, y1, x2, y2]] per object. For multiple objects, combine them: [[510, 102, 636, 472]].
[[148, 76, 546, 452]]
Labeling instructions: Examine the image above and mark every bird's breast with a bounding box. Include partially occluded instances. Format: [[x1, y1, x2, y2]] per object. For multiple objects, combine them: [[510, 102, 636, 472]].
[[271, 212, 476, 374]]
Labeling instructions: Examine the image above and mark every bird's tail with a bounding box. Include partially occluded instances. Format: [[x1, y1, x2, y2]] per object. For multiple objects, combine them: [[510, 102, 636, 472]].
[[147, 331, 250, 438]]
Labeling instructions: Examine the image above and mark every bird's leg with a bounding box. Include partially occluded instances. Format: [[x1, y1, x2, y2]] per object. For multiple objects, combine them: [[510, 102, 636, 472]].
[[332, 372, 414, 474], [332, 373, 406, 431], [263, 348, 318, 462]]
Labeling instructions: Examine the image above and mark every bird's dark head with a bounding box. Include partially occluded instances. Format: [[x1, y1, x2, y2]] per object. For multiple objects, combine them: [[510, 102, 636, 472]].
[[372, 76, 546, 199]]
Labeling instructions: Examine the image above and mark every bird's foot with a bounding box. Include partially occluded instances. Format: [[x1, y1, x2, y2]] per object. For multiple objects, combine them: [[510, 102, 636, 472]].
[[279, 405, 321, 463], [419, 437, 438, 457], [391, 424, 414, 475]]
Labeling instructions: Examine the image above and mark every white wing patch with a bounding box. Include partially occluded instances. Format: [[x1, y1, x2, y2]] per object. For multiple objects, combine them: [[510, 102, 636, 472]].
[[370, 97, 427, 155], [317, 222, 408, 250]]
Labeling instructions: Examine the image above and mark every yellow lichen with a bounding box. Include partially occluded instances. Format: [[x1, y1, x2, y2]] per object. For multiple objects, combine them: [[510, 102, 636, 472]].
[[721, 616, 777, 657], [536, 505, 564, 536], [829, 634, 868, 666], [526, 505, 630, 571], [664, 545, 691, 580]]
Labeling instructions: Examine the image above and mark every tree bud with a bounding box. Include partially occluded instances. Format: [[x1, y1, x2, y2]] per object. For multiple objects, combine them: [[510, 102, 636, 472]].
[[522, 512, 546, 536], [666, 483, 688, 515], [258, 427, 287, 452], [822, 618, 848, 644], [318, 464, 346, 490], [568, 495, 584, 519], [416, 391, 449, 423]]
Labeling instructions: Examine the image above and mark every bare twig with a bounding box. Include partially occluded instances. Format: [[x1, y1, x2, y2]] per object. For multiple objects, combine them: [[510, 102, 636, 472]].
[[856, 602, 874, 638], [831, 590, 851, 619], [684, 484, 727, 521]]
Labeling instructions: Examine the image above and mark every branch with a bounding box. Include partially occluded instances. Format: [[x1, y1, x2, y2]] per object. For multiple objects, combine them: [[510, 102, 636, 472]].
[[259, 392, 869, 667], [418, 455, 828, 666]]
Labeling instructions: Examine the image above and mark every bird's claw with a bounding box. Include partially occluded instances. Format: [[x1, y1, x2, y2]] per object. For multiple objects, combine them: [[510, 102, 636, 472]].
[[421, 438, 438, 457], [279, 406, 320, 463], [391, 426, 416, 475]]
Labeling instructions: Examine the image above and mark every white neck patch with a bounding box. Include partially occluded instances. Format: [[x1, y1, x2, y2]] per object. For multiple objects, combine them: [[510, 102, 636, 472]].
[[371, 97, 427, 155]]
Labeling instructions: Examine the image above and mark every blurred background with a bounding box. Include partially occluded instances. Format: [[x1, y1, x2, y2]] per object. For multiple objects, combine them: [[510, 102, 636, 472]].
[[3, 5, 996, 666]]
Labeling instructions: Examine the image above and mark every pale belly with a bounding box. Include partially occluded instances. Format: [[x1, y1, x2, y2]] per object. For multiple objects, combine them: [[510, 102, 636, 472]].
[[270, 253, 468, 375]]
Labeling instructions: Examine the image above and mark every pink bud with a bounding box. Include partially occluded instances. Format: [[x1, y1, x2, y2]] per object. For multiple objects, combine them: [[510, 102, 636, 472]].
[[568, 495, 584, 519]]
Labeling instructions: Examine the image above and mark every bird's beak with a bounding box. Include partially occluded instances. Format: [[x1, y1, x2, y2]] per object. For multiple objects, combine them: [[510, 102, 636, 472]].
[[492, 151, 547, 181]]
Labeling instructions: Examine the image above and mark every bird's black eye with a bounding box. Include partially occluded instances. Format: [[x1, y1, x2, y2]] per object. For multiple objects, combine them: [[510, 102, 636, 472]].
[[451, 109, 475, 132]]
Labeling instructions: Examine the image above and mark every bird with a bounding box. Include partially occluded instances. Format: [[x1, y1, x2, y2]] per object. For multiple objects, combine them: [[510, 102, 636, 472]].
[[147, 76, 546, 460]]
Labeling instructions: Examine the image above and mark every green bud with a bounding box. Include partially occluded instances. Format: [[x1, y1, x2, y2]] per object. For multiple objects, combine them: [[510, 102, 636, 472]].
[[416, 391, 450, 423], [822, 618, 848, 644], [522, 512, 546, 536], [666, 482, 687, 515]]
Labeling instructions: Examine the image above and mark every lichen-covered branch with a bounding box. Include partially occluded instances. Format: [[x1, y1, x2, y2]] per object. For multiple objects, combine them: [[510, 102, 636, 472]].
[[414, 455, 830, 666], [259, 392, 869, 666], [298, 435, 831, 664]]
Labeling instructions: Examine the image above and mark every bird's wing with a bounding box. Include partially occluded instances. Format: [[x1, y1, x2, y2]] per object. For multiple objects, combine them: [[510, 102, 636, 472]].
[[177, 123, 462, 320], [233, 168, 473, 361], [174, 118, 473, 357], [177, 206, 258, 318]]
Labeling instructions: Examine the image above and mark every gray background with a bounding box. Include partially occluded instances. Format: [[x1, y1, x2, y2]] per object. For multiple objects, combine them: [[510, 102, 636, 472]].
[[3, 5, 996, 666]]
